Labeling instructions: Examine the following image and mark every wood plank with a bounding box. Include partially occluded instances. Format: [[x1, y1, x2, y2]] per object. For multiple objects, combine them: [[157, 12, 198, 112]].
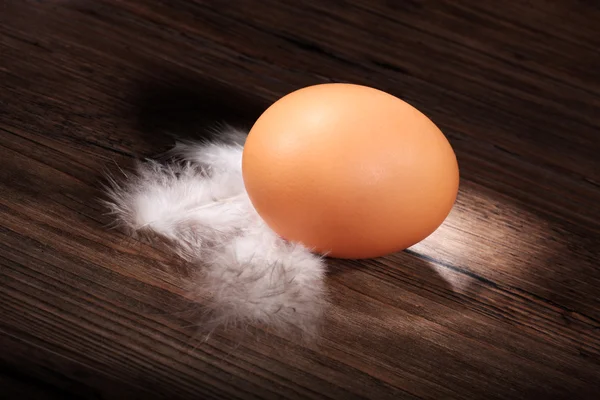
[[0, 0, 598, 398]]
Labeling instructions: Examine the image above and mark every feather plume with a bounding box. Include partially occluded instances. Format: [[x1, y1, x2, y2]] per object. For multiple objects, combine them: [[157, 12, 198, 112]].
[[103, 126, 328, 339]]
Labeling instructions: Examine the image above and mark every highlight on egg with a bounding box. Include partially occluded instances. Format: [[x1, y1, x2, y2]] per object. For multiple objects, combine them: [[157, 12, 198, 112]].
[[242, 83, 459, 259]]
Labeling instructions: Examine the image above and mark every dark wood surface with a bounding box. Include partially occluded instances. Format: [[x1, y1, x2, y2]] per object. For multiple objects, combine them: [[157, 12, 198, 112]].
[[1, 0, 599, 399]]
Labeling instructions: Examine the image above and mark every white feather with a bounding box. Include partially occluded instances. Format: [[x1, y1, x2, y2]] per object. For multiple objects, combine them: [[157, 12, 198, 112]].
[[103, 126, 328, 339]]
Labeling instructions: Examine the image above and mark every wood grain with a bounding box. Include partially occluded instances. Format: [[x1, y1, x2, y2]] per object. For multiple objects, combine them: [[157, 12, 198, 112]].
[[1, 0, 599, 398]]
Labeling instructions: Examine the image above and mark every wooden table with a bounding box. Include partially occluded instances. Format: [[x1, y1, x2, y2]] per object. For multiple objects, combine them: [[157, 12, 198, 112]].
[[1, 1, 599, 398]]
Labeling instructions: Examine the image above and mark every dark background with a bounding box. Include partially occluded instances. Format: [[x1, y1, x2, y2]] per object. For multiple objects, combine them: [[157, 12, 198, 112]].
[[1, 1, 599, 399]]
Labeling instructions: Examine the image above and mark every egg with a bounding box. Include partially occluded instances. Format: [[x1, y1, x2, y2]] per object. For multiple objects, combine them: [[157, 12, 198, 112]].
[[242, 83, 459, 259]]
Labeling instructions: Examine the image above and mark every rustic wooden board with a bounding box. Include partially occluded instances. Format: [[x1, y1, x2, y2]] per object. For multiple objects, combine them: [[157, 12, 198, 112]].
[[0, 0, 599, 398]]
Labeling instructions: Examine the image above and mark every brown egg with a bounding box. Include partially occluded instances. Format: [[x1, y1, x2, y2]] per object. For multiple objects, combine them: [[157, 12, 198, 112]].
[[242, 83, 459, 259]]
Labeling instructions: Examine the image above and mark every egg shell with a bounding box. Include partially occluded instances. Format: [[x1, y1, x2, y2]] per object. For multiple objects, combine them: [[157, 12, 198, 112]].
[[242, 83, 459, 259]]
